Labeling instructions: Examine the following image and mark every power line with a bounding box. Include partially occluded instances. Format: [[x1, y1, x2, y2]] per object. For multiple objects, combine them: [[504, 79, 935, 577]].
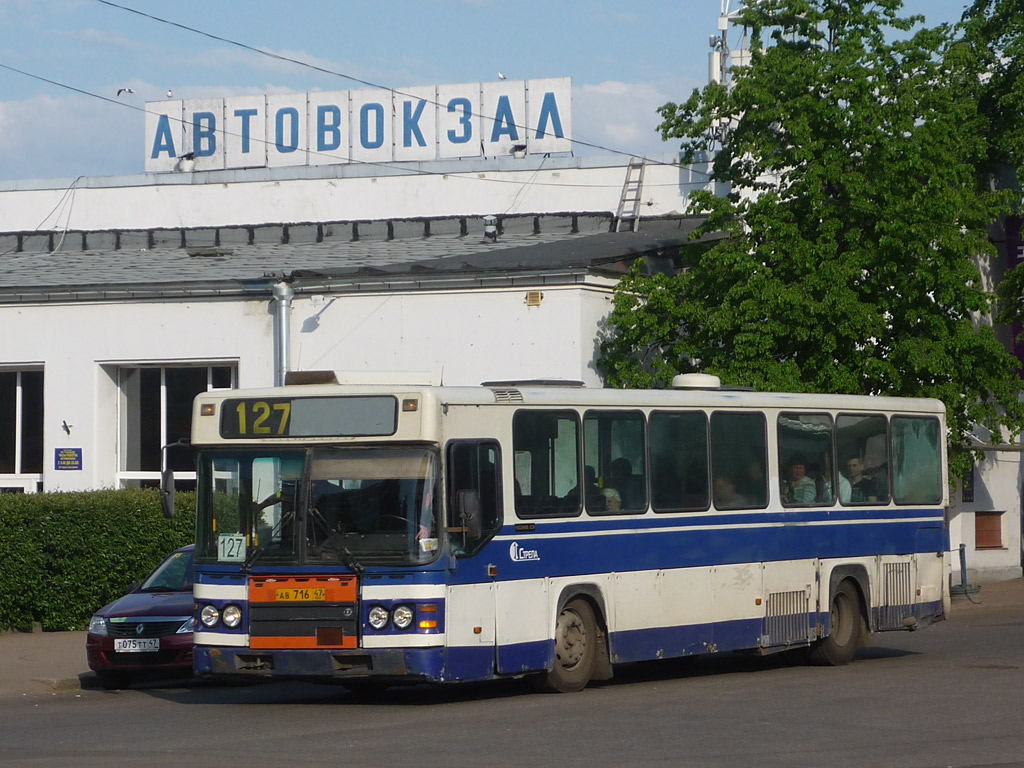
[[91, 0, 702, 173], [0, 60, 710, 191]]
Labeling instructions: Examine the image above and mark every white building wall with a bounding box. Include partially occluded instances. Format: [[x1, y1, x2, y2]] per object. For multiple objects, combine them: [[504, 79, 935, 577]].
[[0, 155, 710, 232], [291, 285, 602, 387], [948, 450, 1023, 582], [2, 299, 271, 491], [1, 280, 612, 492]]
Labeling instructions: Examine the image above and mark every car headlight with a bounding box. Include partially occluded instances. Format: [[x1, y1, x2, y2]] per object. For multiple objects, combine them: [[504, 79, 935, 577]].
[[368, 605, 389, 630], [177, 616, 195, 634], [200, 604, 221, 628], [222, 604, 242, 629], [88, 615, 108, 636], [393, 605, 414, 630]]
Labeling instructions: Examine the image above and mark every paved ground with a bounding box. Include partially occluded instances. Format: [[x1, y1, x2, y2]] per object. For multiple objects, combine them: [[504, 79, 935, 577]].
[[1, 578, 1021, 699]]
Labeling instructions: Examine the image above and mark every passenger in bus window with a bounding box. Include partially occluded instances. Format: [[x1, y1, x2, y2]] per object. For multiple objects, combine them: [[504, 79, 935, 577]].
[[844, 456, 878, 502], [739, 452, 767, 506], [713, 473, 750, 509], [783, 455, 816, 505], [582, 465, 602, 508], [608, 457, 639, 510], [818, 451, 850, 504]]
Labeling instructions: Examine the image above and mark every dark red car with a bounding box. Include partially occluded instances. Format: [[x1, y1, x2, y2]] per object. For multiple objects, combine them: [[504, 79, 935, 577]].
[[86, 545, 194, 689]]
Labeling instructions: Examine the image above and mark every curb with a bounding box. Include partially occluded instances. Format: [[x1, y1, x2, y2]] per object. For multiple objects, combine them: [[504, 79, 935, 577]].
[[33, 672, 99, 692]]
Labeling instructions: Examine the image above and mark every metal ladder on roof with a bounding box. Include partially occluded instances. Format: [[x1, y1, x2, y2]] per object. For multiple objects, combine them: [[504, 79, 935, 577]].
[[615, 157, 646, 232]]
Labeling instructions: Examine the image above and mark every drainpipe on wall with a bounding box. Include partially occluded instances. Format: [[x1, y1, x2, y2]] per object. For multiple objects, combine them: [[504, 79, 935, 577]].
[[272, 281, 294, 387]]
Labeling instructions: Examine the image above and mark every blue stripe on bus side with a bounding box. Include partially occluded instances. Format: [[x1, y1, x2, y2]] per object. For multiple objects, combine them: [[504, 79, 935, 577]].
[[608, 617, 761, 663], [451, 514, 947, 585]]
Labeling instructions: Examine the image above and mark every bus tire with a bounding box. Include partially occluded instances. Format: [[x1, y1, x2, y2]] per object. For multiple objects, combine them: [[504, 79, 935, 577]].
[[808, 581, 861, 666], [536, 598, 598, 693]]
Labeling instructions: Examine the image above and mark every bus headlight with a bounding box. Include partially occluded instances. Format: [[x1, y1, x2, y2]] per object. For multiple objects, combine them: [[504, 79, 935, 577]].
[[200, 604, 221, 628], [368, 605, 389, 630], [222, 604, 242, 628], [393, 605, 414, 630]]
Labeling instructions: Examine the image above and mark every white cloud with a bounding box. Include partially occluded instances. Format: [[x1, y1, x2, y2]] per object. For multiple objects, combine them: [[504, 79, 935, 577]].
[[572, 79, 692, 157], [66, 27, 149, 51], [0, 92, 142, 180]]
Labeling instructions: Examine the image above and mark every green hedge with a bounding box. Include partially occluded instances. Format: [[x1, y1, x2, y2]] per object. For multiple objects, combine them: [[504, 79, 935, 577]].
[[0, 489, 195, 631]]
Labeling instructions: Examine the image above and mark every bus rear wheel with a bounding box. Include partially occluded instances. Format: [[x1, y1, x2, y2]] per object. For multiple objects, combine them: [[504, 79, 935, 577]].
[[808, 581, 862, 666], [535, 598, 598, 693]]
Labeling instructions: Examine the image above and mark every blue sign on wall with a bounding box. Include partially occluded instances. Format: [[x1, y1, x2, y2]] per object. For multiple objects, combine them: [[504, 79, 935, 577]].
[[55, 448, 83, 471]]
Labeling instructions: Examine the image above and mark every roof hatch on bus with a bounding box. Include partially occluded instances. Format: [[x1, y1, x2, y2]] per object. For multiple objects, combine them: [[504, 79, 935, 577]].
[[671, 373, 722, 389]]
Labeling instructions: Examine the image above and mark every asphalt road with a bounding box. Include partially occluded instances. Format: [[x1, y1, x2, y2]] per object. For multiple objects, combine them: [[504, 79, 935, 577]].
[[2, 601, 1023, 768]]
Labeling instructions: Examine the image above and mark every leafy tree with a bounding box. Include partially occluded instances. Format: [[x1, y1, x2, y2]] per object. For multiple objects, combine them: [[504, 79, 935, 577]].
[[970, 0, 1024, 336], [599, 0, 1024, 476], [959, 0, 1024, 179]]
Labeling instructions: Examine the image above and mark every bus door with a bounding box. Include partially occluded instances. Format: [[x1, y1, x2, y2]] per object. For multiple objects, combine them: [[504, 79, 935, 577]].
[[446, 440, 507, 678]]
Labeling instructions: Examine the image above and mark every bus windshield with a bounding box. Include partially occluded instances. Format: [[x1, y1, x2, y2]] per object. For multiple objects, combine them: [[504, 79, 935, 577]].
[[195, 447, 440, 567]]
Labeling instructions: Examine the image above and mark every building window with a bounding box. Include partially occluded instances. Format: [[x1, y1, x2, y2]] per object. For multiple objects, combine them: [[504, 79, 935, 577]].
[[975, 511, 1003, 549], [118, 365, 235, 488], [0, 369, 44, 492]]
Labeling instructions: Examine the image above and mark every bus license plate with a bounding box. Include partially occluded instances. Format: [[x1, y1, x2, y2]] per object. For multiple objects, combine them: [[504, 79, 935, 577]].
[[114, 638, 159, 652], [275, 588, 327, 602]]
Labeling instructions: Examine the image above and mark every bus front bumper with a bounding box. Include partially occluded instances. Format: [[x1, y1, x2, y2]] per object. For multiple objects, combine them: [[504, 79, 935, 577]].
[[194, 644, 445, 683]]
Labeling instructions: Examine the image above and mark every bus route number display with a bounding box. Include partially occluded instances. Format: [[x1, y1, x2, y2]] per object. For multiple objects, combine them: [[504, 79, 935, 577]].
[[220, 396, 398, 438], [224, 399, 292, 437]]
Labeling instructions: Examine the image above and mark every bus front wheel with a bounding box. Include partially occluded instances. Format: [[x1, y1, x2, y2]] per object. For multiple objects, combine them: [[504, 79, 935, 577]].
[[808, 581, 862, 666], [536, 598, 598, 693]]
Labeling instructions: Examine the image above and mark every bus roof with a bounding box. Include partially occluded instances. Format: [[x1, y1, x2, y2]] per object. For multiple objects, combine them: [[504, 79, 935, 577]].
[[196, 380, 946, 415]]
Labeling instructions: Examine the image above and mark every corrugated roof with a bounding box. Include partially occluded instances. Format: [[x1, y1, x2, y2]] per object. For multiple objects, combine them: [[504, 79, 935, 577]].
[[0, 214, 709, 303]]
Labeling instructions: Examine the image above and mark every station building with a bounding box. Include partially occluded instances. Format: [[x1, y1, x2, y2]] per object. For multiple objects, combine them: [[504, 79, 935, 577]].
[[0, 85, 1020, 583]]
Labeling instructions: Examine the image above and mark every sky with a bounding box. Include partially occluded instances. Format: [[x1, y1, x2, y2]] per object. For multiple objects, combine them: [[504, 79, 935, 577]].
[[0, 0, 974, 182]]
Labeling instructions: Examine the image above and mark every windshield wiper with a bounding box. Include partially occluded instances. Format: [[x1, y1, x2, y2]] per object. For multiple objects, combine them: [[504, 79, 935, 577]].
[[241, 543, 266, 573], [141, 586, 180, 593], [338, 545, 365, 576], [311, 537, 365, 575]]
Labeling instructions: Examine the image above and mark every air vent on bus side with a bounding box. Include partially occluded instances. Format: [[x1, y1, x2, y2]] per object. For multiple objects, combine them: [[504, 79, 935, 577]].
[[490, 388, 524, 403]]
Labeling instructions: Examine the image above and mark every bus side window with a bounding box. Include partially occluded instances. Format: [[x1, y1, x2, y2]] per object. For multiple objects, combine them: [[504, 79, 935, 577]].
[[446, 441, 503, 557], [650, 411, 709, 512], [583, 410, 647, 515], [891, 416, 942, 504], [777, 412, 835, 507], [837, 413, 890, 505], [512, 411, 581, 519], [710, 411, 767, 510]]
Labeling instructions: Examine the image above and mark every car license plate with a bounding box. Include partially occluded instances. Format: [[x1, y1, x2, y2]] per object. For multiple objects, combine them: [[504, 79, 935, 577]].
[[275, 587, 327, 602], [113, 638, 159, 652]]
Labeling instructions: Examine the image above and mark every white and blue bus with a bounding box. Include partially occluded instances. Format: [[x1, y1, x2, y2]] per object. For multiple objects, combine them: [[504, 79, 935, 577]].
[[179, 372, 949, 692]]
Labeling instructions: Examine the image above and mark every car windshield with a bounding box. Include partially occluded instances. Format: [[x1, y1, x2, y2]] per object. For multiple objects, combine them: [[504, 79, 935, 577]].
[[195, 447, 440, 567], [139, 549, 193, 592]]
